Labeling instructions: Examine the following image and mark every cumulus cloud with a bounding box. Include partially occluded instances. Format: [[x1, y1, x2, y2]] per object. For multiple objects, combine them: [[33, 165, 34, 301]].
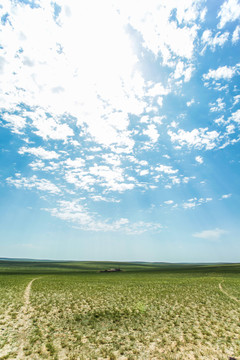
[[115, 0, 204, 64], [155, 165, 178, 174], [203, 64, 240, 81], [201, 30, 229, 51], [1, 113, 26, 134], [173, 61, 195, 82], [168, 128, 219, 150], [195, 156, 203, 164], [209, 98, 225, 112], [217, 0, 240, 29], [30, 109, 74, 141], [232, 25, 240, 43], [1, 0, 240, 237], [230, 109, 240, 123], [143, 124, 159, 143], [19, 146, 60, 159], [65, 157, 85, 168], [193, 228, 227, 239], [0, 0, 146, 153], [139, 169, 149, 176]]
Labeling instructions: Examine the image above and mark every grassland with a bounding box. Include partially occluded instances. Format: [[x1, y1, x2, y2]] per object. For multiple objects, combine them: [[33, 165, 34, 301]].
[[0, 260, 239, 359]]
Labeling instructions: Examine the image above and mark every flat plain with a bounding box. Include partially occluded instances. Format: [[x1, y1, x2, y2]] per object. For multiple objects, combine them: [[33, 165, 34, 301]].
[[0, 260, 239, 360]]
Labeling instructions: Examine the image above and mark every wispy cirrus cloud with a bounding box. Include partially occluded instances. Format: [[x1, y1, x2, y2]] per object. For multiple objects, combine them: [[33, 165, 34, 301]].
[[193, 228, 227, 239], [7, 175, 61, 194], [44, 199, 162, 234], [183, 197, 212, 209], [220, 193, 232, 199], [18, 147, 60, 160]]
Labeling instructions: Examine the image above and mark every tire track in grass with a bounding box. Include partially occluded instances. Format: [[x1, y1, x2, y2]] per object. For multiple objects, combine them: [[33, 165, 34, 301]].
[[219, 281, 240, 303], [16, 278, 39, 359], [0, 278, 39, 359]]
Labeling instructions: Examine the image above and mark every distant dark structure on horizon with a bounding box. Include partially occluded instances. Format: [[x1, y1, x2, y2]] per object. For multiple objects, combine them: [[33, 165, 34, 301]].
[[99, 268, 122, 273]]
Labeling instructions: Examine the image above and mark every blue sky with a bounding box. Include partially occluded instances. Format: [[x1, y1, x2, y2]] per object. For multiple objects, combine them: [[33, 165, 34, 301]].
[[0, 0, 240, 262]]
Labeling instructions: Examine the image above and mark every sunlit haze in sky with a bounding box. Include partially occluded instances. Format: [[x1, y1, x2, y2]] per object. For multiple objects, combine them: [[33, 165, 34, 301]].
[[0, 0, 240, 262]]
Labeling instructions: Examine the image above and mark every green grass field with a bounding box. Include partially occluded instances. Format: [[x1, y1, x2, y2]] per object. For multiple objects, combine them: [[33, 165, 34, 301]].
[[0, 260, 239, 359]]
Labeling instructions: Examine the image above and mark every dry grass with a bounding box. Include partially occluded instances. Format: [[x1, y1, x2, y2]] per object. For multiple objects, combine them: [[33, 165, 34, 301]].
[[0, 269, 239, 359]]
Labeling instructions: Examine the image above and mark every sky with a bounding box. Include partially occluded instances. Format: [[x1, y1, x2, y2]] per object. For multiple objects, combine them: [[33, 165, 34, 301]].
[[0, 0, 240, 262]]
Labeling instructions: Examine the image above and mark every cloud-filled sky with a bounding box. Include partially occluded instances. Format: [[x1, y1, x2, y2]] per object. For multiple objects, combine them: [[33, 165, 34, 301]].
[[0, 0, 240, 262]]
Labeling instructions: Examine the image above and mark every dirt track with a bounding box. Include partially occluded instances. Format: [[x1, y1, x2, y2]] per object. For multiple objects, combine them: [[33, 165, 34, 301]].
[[219, 281, 240, 303], [16, 278, 39, 359], [0, 278, 39, 359]]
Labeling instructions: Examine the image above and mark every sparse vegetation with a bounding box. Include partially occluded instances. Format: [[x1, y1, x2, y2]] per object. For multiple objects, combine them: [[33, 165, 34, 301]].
[[0, 261, 239, 359]]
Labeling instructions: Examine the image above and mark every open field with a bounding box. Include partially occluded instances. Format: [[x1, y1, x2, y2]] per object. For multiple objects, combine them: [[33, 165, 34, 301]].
[[0, 261, 239, 359]]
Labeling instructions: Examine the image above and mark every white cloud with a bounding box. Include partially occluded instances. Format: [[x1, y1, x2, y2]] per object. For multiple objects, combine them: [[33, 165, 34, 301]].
[[18, 146, 60, 159], [1, 113, 26, 134], [139, 169, 149, 176], [164, 200, 174, 205], [214, 115, 226, 125], [233, 94, 240, 106], [65, 170, 96, 191], [187, 98, 195, 107], [88, 164, 135, 192], [183, 197, 212, 209], [220, 193, 232, 199], [193, 228, 227, 239], [201, 30, 229, 51], [232, 25, 240, 43], [125, 221, 162, 235], [226, 124, 235, 134], [170, 121, 178, 128], [217, 0, 240, 29], [168, 128, 219, 150], [65, 157, 85, 168], [230, 109, 240, 123], [7, 175, 61, 194], [209, 98, 225, 112], [90, 195, 120, 203], [29, 160, 45, 171], [203, 64, 240, 81], [0, 0, 148, 153], [155, 165, 178, 174], [140, 115, 150, 124], [143, 124, 159, 143], [183, 201, 196, 209], [30, 109, 74, 141], [147, 82, 170, 97], [152, 116, 165, 124], [195, 156, 203, 164], [116, 0, 204, 65], [102, 154, 121, 167], [2, 0, 239, 237], [44, 199, 162, 234], [173, 61, 195, 82]]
